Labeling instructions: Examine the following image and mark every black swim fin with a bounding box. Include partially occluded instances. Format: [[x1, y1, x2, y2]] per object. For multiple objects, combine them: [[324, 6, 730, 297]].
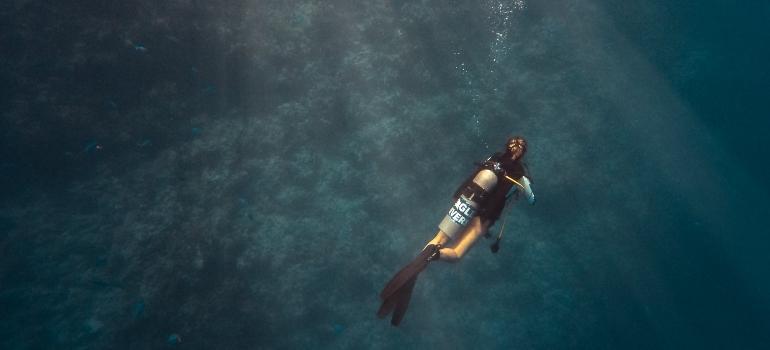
[[376, 292, 398, 319], [377, 275, 418, 326], [379, 246, 435, 300], [377, 245, 437, 326], [389, 275, 417, 326]]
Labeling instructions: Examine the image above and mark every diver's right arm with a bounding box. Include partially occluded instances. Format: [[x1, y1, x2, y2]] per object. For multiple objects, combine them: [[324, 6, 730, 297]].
[[519, 175, 535, 204]]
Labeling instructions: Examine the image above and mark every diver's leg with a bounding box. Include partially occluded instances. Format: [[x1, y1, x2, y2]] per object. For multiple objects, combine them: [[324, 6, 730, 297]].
[[438, 217, 489, 262]]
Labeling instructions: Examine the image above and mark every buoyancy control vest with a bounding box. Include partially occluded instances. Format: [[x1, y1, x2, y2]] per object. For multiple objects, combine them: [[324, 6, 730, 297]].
[[444, 153, 529, 229]]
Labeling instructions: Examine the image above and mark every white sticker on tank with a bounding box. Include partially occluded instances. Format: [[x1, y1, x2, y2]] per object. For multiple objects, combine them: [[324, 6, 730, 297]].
[[448, 196, 476, 226]]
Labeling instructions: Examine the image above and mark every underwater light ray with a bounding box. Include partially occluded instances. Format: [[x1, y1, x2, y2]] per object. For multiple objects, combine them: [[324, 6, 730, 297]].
[[539, 0, 770, 343]]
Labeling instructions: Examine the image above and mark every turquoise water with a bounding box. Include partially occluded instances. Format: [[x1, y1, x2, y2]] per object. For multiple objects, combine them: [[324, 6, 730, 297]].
[[1, 0, 768, 348]]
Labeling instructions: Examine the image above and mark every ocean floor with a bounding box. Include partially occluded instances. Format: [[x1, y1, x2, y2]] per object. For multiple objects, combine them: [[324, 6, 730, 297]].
[[1, 0, 769, 349]]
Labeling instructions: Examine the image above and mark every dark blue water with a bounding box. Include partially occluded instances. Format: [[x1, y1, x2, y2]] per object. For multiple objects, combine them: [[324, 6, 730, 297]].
[[1, 1, 768, 348]]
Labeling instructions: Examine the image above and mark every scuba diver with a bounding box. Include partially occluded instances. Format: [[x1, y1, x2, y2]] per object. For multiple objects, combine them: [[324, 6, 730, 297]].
[[377, 136, 535, 326]]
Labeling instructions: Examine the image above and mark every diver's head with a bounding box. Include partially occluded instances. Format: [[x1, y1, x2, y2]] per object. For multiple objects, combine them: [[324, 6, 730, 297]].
[[505, 136, 527, 160]]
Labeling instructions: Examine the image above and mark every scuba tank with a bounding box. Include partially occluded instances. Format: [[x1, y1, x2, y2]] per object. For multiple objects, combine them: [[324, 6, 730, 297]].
[[437, 169, 498, 240]]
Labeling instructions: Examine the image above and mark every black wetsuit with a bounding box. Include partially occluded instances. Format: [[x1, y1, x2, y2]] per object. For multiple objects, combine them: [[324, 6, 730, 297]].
[[453, 152, 527, 226]]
